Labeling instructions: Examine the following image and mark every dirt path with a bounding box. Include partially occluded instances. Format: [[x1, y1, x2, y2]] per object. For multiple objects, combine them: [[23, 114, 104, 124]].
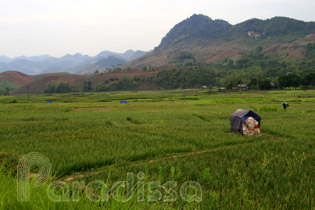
[[62, 135, 285, 182]]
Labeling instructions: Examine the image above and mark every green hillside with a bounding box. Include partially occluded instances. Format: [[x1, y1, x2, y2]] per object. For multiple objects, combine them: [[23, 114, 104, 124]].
[[0, 79, 19, 95], [159, 15, 315, 48], [127, 15, 315, 69]]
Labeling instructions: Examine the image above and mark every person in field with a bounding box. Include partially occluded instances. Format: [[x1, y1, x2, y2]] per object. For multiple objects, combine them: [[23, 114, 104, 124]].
[[282, 102, 289, 110]]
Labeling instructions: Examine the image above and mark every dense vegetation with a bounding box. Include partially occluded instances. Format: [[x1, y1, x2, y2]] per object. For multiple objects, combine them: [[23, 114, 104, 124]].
[[156, 68, 215, 89], [215, 51, 315, 89], [159, 14, 315, 48], [3, 49, 313, 94], [87, 50, 315, 92], [0, 90, 314, 209], [44, 81, 72, 94], [170, 51, 198, 66], [83, 81, 93, 91], [306, 42, 315, 58], [1, 45, 315, 94]]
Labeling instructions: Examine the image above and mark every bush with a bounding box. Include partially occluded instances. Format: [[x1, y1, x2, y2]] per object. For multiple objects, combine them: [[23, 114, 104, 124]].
[[98, 99, 112, 102]]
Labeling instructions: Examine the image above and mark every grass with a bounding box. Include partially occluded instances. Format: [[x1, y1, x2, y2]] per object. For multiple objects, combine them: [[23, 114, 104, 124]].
[[0, 89, 314, 209]]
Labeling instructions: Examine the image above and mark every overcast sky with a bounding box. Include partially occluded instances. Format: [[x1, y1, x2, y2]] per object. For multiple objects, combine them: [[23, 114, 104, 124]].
[[1, 0, 314, 58]]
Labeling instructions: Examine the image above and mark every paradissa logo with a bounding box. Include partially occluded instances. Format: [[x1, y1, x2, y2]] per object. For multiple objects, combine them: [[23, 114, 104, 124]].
[[17, 153, 202, 203]]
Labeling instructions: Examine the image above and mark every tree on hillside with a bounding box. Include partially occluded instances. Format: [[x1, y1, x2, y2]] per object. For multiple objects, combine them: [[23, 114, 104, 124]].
[[56, 82, 72, 93], [278, 74, 302, 89], [0, 88, 9, 96], [303, 72, 315, 87], [258, 79, 272, 90], [256, 46, 263, 53], [306, 43, 315, 58], [44, 82, 56, 94], [249, 78, 258, 89], [44, 81, 72, 93], [94, 70, 99, 75], [83, 81, 92, 91]]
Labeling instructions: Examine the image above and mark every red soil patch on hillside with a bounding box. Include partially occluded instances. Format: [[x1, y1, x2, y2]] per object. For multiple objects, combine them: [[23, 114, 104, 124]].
[[263, 45, 281, 54], [206, 50, 241, 63], [0, 71, 32, 86], [12, 73, 89, 94], [90, 71, 159, 85], [306, 34, 315, 40], [286, 49, 304, 59], [40, 74, 80, 86], [126, 51, 169, 70]]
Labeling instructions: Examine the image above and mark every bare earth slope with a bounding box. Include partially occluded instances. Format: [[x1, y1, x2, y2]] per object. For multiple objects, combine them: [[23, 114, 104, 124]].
[[9, 71, 159, 94], [0, 71, 33, 86]]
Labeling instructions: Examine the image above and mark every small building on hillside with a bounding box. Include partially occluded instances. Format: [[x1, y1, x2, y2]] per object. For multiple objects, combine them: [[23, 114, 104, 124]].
[[219, 87, 226, 92], [232, 84, 249, 91], [271, 82, 278, 89], [237, 84, 249, 90]]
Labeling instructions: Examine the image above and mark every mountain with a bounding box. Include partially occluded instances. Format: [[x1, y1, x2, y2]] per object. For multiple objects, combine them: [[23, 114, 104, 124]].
[[2, 15, 315, 94], [0, 54, 92, 75], [13, 54, 55, 62], [41, 53, 93, 74], [159, 15, 315, 48], [2, 59, 47, 75], [0, 56, 12, 63], [77, 50, 147, 74], [127, 15, 315, 69], [120, 50, 148, 60], [96, 50, 147, 61], [78, 56, 127, 74], [0, 50, 148, 75], [158, 14, 232, 49]]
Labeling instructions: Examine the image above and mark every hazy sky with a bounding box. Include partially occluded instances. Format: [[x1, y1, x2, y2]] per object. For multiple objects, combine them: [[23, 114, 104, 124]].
[[1, 0, 314, 57]]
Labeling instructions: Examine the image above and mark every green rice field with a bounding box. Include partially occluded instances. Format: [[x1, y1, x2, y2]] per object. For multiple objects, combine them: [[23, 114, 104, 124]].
[[0, 89, 314, 209]]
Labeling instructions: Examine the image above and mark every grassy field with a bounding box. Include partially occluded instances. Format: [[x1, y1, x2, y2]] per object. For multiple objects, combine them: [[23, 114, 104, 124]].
[[0, 89, 314, 209]]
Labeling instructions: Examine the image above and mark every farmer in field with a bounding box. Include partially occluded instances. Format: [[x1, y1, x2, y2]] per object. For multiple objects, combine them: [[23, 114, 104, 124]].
[[282, 102, 289, 110]]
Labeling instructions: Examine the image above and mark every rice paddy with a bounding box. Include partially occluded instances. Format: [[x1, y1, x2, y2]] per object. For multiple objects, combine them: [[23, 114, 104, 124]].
[[0, 89, 314, 209]]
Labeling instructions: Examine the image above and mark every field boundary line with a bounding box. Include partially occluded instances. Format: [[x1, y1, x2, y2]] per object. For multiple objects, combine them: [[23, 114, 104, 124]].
[[63, 135, 286, 182]]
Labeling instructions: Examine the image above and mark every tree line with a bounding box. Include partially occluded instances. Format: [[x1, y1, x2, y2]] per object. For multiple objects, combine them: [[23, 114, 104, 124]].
[[43, 48, 315, 93], [44, 82, 72, 94]]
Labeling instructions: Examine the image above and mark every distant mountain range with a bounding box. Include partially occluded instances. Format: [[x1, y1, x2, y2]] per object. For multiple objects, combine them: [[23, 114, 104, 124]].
[[127, 14, 315, 69], [2, 15, 314, 75], [0, 50, 148, 75], [1, 14, 315, 94]]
